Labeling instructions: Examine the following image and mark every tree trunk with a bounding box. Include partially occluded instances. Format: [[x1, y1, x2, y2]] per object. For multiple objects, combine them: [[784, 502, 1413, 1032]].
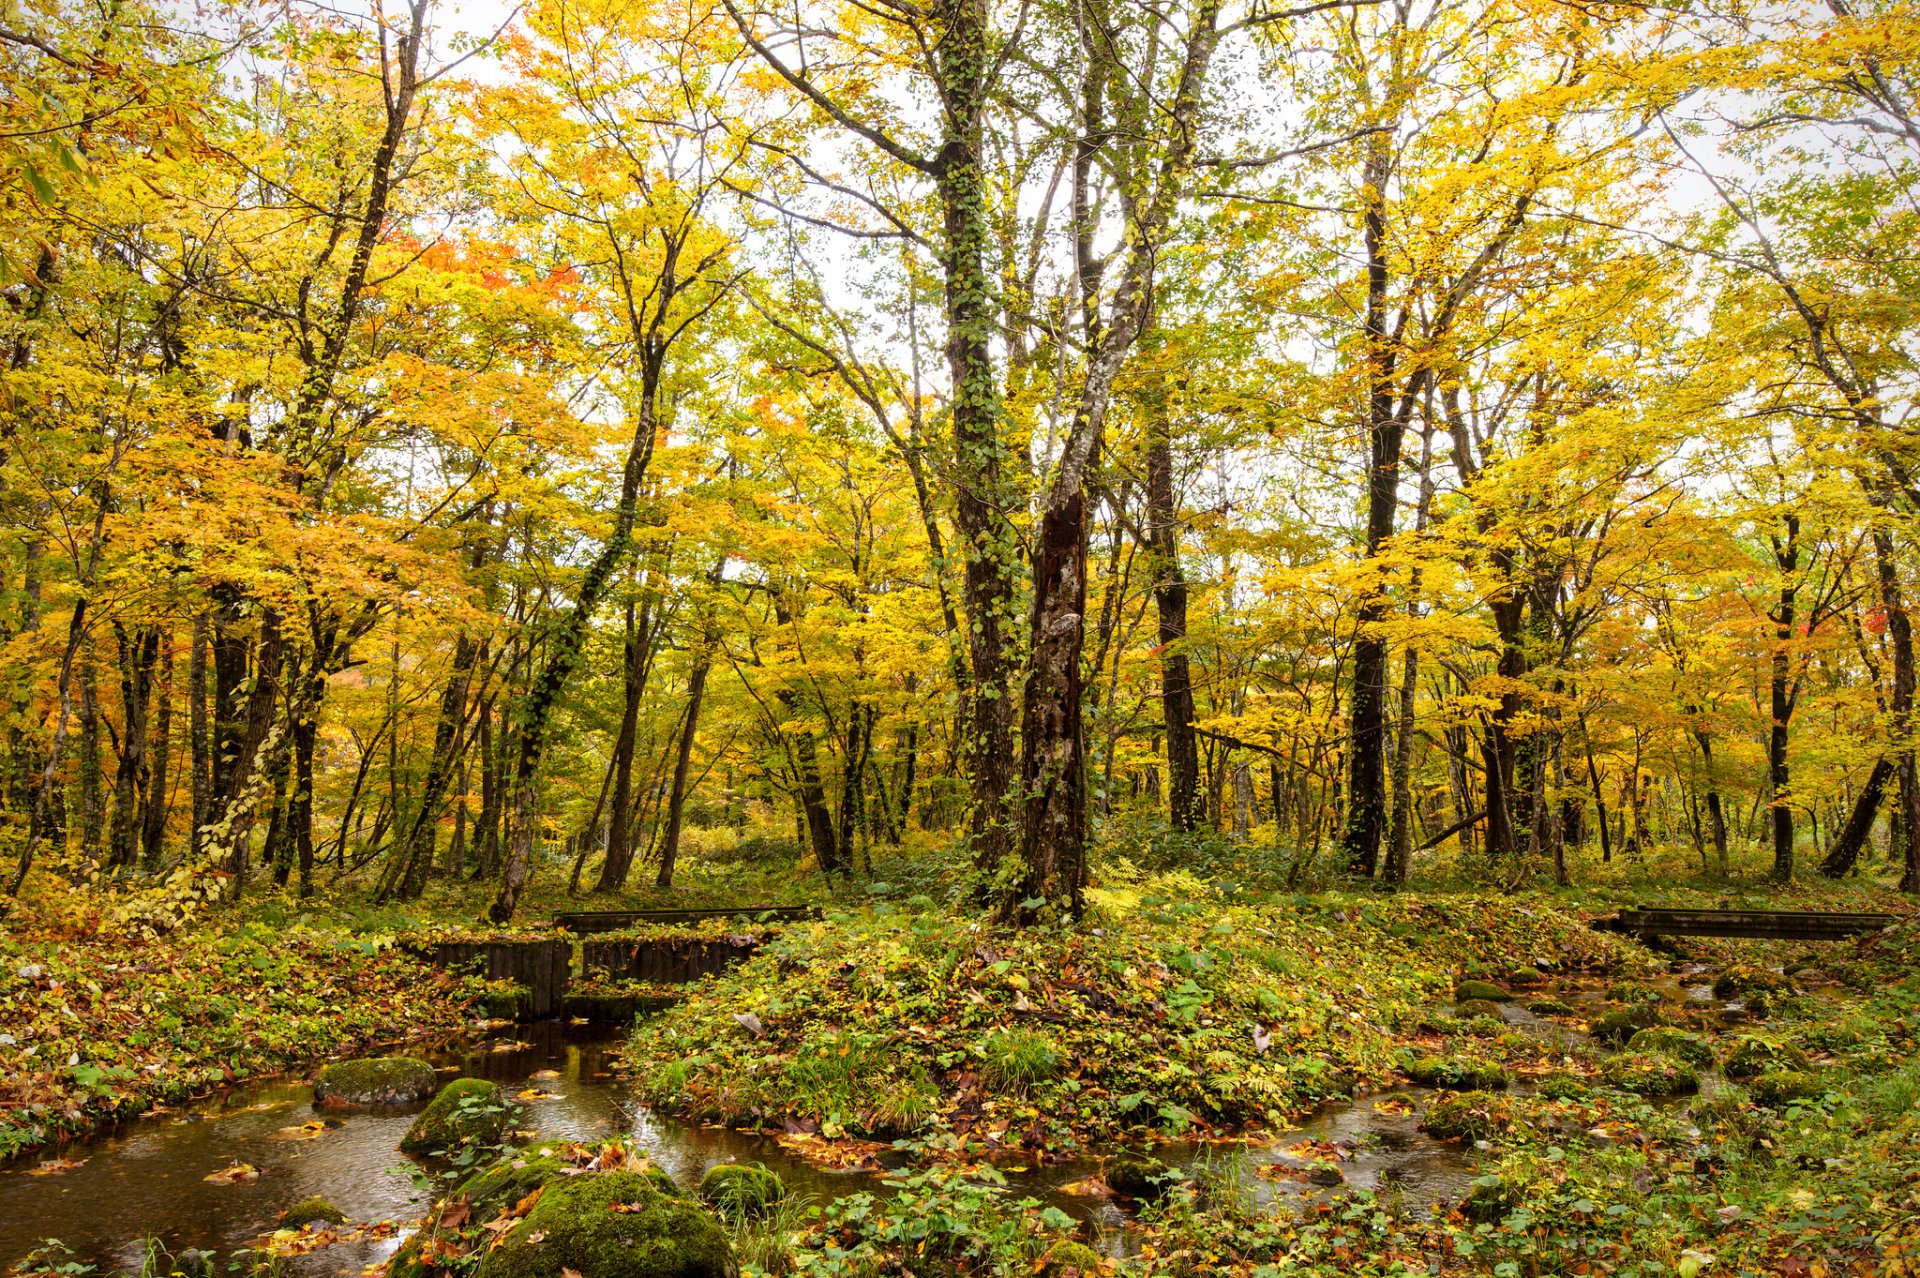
[[1867, 526, 1920, 893], [1821, 757, 1892, 878], [385, 628, 481, 901], [78, 644, 102, 863], [141, 633, 174, 871], [597, 597, 655, 892], [108, 625, 159, 871], [1770, 515, 1800, 883], [1693, 729, 1729, 875], [1015, 491, 1091, 916], [935, 3, 1022, 883], [190, 611, 210, 857], [1144, 391, 1201, 830], [1340, 133, 1400, 880], [656, 643, 714, 890]]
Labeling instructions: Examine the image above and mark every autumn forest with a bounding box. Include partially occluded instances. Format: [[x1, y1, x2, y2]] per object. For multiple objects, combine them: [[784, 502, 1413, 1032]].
[[3, 0, 1920, 1272]]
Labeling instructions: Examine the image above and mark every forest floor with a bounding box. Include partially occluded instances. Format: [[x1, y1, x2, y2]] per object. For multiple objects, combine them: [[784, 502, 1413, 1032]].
[[2, 843, 1916, 1275]]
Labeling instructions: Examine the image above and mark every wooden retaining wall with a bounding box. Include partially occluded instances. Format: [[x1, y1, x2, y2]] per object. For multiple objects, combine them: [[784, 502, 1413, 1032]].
[[581, 934, 763, 984], [421, 939, 573, 1018]]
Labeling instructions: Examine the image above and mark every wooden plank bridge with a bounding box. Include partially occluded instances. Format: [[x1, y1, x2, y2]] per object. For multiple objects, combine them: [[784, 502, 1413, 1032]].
[[1598, 907, 1897, 942], [550, 904, 820, 934]]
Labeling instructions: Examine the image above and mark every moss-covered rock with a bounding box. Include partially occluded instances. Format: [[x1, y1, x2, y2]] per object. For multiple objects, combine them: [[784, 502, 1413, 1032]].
[[1713, 963, 1793, 1001], [1722, 1035, 1808, 1082], [1455, 997, 1507, 1020], [474, 1171, 735, 1278], [1536, 1072, 1590, 1101], [1750, 1070, 1824, 1107], [1588, 1005, 1661, 1046], [697, 1163, 785, 1222], [1454, 980, 1512, 1003], [1601, 1051, 1699, 1097], [1403, 1056, 1509, 1090], [1626, 1027, 1714, 1068], [313, 1056, 438, 1106], [282, 1194, 347, 1225], [1041, 1241, 1104, 1276], [1419, 1091, 1516, 1142], [401, 1077, 515, 1153], [451, 1153, 570, 1213], [1105, 1151, 1175, 1200], [1527, 998, 1576, 1017], [1506, 968, 1545, 989]]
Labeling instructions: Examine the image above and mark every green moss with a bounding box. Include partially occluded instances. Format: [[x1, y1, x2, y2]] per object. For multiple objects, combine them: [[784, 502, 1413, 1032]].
[[1722, 1035, 1807, 1082], [1454, 980, 1512, 1003], [1750, 1070, 1825, 1107], [477, 983, 531, 1021], [282, 1194, 347, 1225], [313, 1056, 438, 1105], [1419, 1091, 1516, 1142], [474, 1171, 734, 1278], [1105, 1151, 1175, 1200], [452, 1153, 569, 1212], [1506, 968, 1544, 989], [1455, 997, 1507, 1020], [1403, 1056, 1509, 1090], [1527, 999, 1576, 1017], [698, 1163, 785, 1222], [1042, 1241, 1105, 1275], [1626, 1028, 1714, 1068], [1535, 1072, 1589, 1101], [1588, 1005, 1661, 1046], [401, 1077, 515, 1153], [1714, 963, 1793, 1000], [1601, 1051, 1698, 1097]]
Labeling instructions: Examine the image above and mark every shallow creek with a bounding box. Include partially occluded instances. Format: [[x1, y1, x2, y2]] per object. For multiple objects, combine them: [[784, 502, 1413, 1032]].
[[2, 1003, 1570, 1275]]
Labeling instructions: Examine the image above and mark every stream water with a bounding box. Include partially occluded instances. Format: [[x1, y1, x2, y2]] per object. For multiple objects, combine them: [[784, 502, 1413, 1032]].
[[0, 1017, 1495, 1276]]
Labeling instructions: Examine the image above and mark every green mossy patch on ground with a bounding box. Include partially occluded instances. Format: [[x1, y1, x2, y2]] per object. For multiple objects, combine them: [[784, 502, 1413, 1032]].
[[1749, 1069, 1826, 1107], [0, 906, 478, 1159], [1402, 1054, 1509, 1090], [624, 893, 1641, 1150], [400, 1077, 516, 1152], [1588, 1003, 1663, 1045], [1454, 997, 1507, 1019], [1722, 1034, 1809, 1081], [1419, 1090, 1517, 1141], [1625, 1026, 1714, 1067], [1601, 1050, 1699, 1097], [1454, 979, 1513, 1003]]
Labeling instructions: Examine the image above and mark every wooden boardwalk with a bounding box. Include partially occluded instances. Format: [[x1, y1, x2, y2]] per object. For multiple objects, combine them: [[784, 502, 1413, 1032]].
[[1598, 907, 1896, 942]]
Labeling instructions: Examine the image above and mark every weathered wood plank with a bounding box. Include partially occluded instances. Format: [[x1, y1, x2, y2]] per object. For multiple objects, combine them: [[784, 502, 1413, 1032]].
[[1599, 907, 1896, 941], [552, 905, 820, 933]]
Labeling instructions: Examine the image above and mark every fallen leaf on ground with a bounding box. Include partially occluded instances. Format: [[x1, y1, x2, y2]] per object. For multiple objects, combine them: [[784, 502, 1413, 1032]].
[[204, 1162, 260, 1183], [27, 1159, 86, 1176]]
